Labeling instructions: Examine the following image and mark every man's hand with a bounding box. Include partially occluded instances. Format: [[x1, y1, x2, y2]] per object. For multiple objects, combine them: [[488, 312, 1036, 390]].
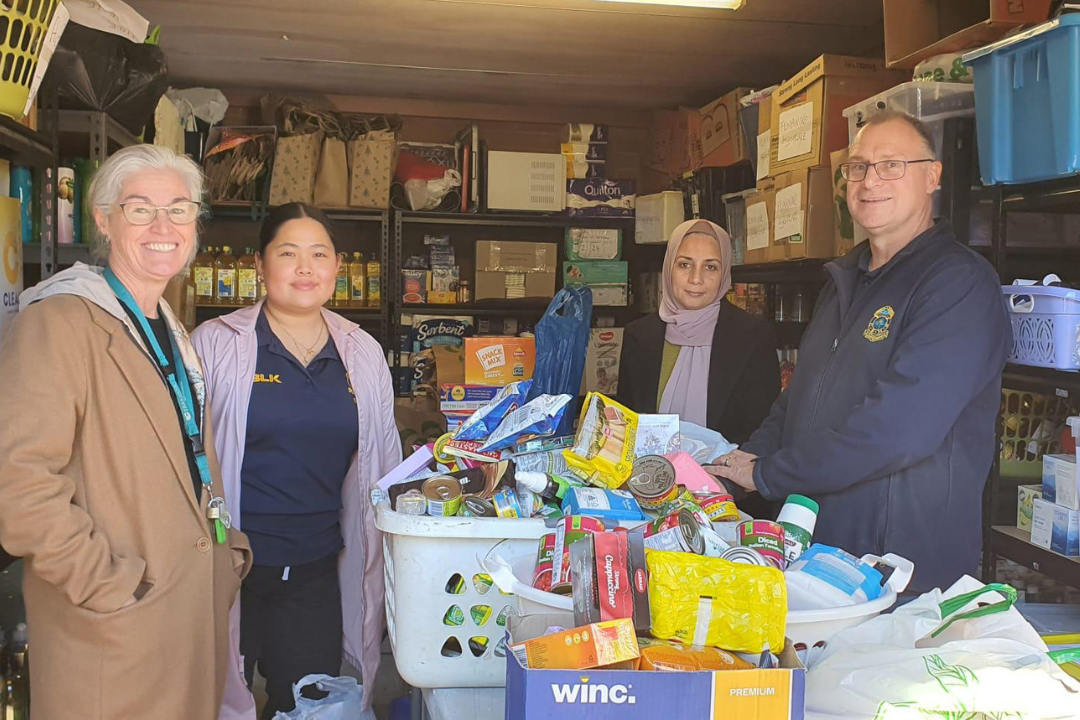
[[703, 450, 759, 492]]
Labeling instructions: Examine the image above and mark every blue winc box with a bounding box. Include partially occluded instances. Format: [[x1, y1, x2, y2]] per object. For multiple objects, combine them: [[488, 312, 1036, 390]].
[[505, 614, 806, 720]]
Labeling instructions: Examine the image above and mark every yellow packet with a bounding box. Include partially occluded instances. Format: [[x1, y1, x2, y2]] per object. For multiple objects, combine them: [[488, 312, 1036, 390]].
[[646, 549, 787, 654], [562, 392, 638, 489]]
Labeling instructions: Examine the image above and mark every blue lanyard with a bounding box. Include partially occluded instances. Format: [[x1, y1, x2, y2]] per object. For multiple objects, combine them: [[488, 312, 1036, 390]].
[[103, 268, 213, 497]]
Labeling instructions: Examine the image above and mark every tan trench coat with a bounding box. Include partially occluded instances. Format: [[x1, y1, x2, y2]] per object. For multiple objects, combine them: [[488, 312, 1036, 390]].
[[0, 291, 252, 720]]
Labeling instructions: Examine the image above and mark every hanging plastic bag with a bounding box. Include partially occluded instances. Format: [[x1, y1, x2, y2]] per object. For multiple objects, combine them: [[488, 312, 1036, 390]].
[[529, 286, 593, 436], [805, 577, 1080, 718], [271, 674, 375, 720]]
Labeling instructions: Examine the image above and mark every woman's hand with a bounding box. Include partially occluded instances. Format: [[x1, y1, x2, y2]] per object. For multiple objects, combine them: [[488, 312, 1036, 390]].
[[703, 450, 759, 492]]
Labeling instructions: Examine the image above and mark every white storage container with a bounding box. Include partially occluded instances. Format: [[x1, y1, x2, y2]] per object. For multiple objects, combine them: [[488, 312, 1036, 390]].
[[721, 189, 758, 266], [635, 190, 685, 244], [374, 490, 551, 688], [486, 151, 566, 212], [843, 82, 975, 156], [1002, 285, 1080, 371]]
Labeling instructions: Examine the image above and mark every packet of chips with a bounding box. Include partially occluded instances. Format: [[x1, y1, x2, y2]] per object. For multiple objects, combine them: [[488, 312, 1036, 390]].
[[636, 638, 754, 672], [563, 392, 639, 489], [454, 379, 532, 441], [479, 394, 573, 452], [645, 549, 786, 654]]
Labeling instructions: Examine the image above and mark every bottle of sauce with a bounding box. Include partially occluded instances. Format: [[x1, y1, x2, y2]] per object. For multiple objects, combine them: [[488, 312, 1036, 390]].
[[237, 247, 258, 306], [778, 494, 819, 566], [333, 253, 350, 308], [366, 258, 381, 308], [215, 246, 238, 306], [349, 251, 366, 308], [192, 244, 215, 306]]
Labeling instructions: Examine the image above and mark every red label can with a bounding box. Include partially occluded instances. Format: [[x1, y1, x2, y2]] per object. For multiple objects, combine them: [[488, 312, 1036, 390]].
[[737, 520, 786, 569], [551, 515, 605, 595], [694, 492, 740, 522], [642, 509, 704, 554], [532, 532, 557, 593]]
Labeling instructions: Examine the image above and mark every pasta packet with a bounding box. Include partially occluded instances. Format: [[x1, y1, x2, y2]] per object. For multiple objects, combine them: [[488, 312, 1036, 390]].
[[563, 392, 639, 489]]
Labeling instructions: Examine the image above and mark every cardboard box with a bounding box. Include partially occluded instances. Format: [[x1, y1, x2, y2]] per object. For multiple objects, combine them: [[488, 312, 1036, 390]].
[[770, 167, 836, 262], [647, 108, 692, 175], [1018, 484, 1043, 533], [755, 93, 774, 185], [433, 344, 465, 385], [163, 274, 196, 332], [510, 615, 640, 671], [743, 185, 775, 265], [581, 328, 624, 396], [689, 87, 753, 170], [1032, 498, 1080, 557], [464, 337, 536, 386], [769, 55, 907, 175], [401, 269, 429, 304], [439, 383, 502, 412], [431, 265, 459, 292], [1042, 454, 1079, 511], [635, 191, 685, 245], [566, 228, 622, 261], [475, 241, 557, 300], [830, 148, 859, 257], [427, 291, 457, 305], [570, 531, 651, 632], [884, 0, 1053, 69], [564, 261, 628, 286], [506, 613, 807, 719]]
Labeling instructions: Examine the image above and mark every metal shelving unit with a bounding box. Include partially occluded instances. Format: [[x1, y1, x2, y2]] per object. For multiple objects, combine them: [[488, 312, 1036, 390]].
[[988, 526, 1080, 590], [57, 109, 140, 162]]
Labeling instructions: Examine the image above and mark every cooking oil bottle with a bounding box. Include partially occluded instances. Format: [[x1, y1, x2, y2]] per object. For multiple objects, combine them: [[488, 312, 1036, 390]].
[[237, 247, 258, 306], [192, 244, 215, 306], [333, 253, 350, 308], [366, 256, 381, 308], [349, 251, 366, 308], [215, 246, 238, 305]]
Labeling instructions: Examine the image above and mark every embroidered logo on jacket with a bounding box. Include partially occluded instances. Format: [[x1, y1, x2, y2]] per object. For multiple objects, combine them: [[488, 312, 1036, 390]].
[[253, 373, 282, 384], [864, 306, 895, 343]]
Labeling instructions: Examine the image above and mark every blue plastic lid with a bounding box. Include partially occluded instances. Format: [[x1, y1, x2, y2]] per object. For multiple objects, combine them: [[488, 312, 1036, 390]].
[[963, 14, 1080, 63]]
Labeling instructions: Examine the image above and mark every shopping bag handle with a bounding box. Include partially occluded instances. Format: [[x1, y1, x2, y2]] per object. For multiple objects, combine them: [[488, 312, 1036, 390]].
[[931, 583, 1017, 638]]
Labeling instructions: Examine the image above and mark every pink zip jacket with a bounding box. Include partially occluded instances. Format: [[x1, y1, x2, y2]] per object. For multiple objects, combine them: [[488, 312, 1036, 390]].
[[191, 301, 401, 716]]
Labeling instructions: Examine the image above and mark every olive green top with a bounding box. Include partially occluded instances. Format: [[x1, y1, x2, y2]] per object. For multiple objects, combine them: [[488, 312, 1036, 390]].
[[656, 341, 682, 409]]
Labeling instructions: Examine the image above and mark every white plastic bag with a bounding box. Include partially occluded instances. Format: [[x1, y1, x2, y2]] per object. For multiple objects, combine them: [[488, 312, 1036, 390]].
[[678, 421, 736, 463], [272, 674, 375, 720], [805, 577, 1080, 718]]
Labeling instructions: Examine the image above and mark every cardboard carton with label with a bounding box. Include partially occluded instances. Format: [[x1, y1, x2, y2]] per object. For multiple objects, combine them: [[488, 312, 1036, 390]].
[[770, 167, 835, 262], [464, 336, 536, 386], [475, 240, 557, 301], [755, 93, 773, 188], [743, 185, 774, 265], [769, 55, 907, 176]]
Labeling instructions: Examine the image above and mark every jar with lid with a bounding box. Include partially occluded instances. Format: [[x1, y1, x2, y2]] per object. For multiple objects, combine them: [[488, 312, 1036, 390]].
[[457, 280, 472, 304]]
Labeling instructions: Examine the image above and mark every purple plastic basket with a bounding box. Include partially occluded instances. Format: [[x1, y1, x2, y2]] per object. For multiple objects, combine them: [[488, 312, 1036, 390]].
[[1003, 285, 1080, 371]]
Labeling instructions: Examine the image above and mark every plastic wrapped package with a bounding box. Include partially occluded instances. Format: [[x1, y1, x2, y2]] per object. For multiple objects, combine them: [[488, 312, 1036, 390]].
[[646, 549, 786, 654], [563, 392, 639, 489], [477, 394, 572, 452], [454, 380, 532, 441], [636, 638, 755, 672]]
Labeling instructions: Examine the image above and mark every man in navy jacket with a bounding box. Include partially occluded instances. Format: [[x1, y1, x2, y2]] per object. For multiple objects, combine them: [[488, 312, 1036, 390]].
[[713, 111, 1011, 593]]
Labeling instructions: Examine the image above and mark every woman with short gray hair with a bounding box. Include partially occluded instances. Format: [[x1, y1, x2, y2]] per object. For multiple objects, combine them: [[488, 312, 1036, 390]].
[[0, 144, 252, 719]]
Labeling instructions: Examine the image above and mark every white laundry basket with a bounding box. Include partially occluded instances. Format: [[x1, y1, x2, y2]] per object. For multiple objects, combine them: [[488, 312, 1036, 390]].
[[373, 490, 550, 688]]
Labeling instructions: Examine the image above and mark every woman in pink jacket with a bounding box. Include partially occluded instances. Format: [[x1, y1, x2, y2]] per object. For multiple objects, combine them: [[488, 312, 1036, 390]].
[[192, 203, 400, 718]]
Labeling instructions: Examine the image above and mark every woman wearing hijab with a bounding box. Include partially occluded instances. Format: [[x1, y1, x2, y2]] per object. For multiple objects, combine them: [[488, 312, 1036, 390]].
[[618, 219, 780, 447]]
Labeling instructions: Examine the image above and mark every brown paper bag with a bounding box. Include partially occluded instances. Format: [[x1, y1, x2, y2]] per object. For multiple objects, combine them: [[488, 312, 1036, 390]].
[[269, 131, 323, 206], [348, 130, 396, 209], [314, 137, 350, 208]]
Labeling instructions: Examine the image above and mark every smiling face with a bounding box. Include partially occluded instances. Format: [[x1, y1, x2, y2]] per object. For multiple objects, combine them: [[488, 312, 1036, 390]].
[[95, 169, 197, 285], [669, 232, 725, 311], [256, 217, 340, 313], [847, 119, 942, 239]]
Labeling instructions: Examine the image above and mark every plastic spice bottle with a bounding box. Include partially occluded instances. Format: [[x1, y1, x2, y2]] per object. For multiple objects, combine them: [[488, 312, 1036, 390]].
[[778, 494, 819, 566]]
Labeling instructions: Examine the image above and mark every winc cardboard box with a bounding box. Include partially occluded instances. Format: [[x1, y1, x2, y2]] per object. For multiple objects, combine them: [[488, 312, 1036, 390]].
[[769, 55, 906, 176], [770, 167, 835, 262], [506, 613, 806, 720]]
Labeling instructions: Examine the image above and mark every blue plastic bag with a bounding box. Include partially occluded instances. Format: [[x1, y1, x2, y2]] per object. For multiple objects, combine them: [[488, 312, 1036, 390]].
[[528, 287, 593, 436]]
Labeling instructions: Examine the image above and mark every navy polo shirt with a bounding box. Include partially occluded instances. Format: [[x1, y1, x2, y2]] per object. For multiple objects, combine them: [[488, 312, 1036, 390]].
[[240, 310, 359, 567]]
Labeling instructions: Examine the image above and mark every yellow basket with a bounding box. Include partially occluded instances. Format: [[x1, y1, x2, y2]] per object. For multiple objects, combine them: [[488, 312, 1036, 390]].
[[0, 0, 61, 120]]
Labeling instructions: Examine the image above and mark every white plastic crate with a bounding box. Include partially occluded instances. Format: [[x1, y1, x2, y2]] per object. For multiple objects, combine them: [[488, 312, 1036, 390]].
[[373, 491, 550, 688], [1003, 286, 1080, 371]]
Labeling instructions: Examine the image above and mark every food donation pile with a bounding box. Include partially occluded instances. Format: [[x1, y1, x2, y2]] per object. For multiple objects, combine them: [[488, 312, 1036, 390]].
[[383, 381, 905, 673]]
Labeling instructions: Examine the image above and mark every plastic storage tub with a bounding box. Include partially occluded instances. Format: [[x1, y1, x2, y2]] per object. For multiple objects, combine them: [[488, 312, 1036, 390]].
[[843, 81, 975, 154], [1002, 285, 1080, 371], [721, 189, 758, 266], [374, 491, 550, 688], [963, 16, 1080, 184]]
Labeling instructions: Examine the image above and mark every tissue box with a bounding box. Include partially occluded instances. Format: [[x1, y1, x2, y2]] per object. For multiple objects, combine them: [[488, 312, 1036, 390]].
[[1017, 484, 1043, 532], [566, 179, 636, 217], [1031, 498, 1080, 556], [1042, 454, 1078, 510]]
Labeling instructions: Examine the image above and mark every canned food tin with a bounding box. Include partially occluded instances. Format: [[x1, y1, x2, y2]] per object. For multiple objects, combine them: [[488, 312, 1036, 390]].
[[656, 490, 712, 528], [628, 455, 678, 510], [694, 492, 740, 522], [442, 605, 465, 626], [700, 525, 731, 557], [470, 605, 493, 626], [423, 477, 463, 517], [473, 574, 494, 594], [551, 515, 605, 595], [643, 509, 704, 554], [492, 488, 524, 519], [737, 520, 786, 569], [533, 533, 557, 592], [721, 546, 770, 567], [395, 489, 427, 516], [462, 495, 496, 518]]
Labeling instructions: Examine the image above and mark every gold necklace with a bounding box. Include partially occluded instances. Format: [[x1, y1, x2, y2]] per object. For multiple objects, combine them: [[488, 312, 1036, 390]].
[[266, 308, 325, 365]]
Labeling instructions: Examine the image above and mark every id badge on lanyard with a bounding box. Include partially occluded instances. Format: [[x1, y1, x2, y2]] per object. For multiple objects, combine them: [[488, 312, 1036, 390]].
[[104, 268, 231, 543]]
